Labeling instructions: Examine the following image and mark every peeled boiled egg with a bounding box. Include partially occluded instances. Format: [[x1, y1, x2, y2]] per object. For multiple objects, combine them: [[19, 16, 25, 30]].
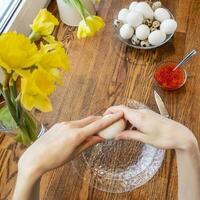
[[120, 24, 134, 40], [136, 24, 150, 40], [98, 116, 126, 140], [135, 2, 154, 19], [160, 19, 177, 34], [118, 8, 130, 23], [154, 8, 170, 22], [126, 11, 143, 27], [148, 30, 166, 46], [129, 1, 138, 11]]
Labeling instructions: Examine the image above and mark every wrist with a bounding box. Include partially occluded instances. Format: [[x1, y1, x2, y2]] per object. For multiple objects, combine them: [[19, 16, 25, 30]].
[[175, 127, 198, 151], [176, 135, 199, 155], [13, 163, 41, 200], [18, 156, 43, 183]]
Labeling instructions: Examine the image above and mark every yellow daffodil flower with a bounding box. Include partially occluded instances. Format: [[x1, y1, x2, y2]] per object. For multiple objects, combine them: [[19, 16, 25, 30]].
[[21, 71, 53, 112], [19, 42, 69, 112], [0, 32, 38, 73], [39, 43, 69, 71], [30, 9, 59, 41], [37, 43, 70, 84], [77, 15, 105, 39]]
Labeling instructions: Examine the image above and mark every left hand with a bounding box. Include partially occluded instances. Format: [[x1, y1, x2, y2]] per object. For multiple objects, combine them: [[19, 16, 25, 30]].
[[18, 112, 123, 180]]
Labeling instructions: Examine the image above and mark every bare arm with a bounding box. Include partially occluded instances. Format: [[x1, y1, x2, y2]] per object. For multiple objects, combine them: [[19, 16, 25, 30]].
[[105, 106, 200, 200], [13, 112, 123, 200], [176, 144, 200, 200]]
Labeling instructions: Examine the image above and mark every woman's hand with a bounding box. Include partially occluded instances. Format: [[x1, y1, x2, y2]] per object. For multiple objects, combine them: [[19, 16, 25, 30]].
[[105, 105, 198, 150], [18, 112, 123, 179], [13, 112, 123, 200], [105, 106, 200, 200]]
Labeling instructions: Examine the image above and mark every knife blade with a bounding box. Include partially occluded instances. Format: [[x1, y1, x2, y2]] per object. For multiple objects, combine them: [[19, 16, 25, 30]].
[[154, 90, 170, 118]]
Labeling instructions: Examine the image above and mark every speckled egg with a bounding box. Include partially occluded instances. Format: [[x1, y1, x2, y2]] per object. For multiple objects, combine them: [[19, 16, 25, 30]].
[[120, 24, 134, 40], [154, 8, 171, 22], [136, 24, 150, 40], [126, 11, 143, 27], [129, 1, 138, 11], [148, 30, 166, 45], [160, 19, 177, 34], [152, 1, 162, 11], [135, 2, 154, 19], [118, 8, 130, 23]]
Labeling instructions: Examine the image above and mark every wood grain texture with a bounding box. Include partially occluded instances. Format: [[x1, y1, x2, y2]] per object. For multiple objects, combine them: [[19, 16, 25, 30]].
[[1, 0, 200, 199]]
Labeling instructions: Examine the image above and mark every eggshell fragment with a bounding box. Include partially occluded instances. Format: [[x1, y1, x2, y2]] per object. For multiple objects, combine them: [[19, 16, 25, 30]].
[[154, 8, 171, 22], [98, 116, 126, 140], [120, 24, 134, 40], [129, 1, 138, 11], [126, 11, 143, 27], [136, 24, 150, 40], [118, 8, 130, 23], [148, 30, 166, 45], [135, 2, 154, 19], [160, 19, 177, 34]]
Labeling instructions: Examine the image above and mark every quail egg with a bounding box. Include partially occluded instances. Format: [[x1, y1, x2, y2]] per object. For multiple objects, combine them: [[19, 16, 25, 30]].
[[126, 11, 143, 27], [120, 24, 134, 40], [129, 1, 138, 11], [160, 19, 177, 34], [118, 8, 130, 23], [152, 1, 162, 11], [140, 39, 150, 47], [131, 35, 140, 45], [135, 2, 154, 19], [148, 30, 166, 45], [136, 24, 150, 40], [144, 18, 153, 27], [154, 8, 171, 22]]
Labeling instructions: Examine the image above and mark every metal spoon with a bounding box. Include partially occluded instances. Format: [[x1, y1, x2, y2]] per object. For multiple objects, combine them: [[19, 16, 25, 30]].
[[173, 50, 197, 71]]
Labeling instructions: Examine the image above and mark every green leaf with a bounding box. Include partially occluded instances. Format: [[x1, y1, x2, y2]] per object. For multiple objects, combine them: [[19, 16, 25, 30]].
[[0, 105, 18, 130]]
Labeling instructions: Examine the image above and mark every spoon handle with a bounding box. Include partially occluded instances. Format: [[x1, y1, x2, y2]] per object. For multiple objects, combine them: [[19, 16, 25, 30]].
[[173, 50, 197, 71]]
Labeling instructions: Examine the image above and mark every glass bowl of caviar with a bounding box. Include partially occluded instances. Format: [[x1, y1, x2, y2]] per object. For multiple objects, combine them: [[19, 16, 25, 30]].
[[154, 62, 187, 91]]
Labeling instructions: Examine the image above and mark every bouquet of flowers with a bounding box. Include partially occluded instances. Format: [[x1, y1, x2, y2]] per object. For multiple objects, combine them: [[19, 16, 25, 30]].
[[0, 9, 69, 145], [63, 0, 105, 38]]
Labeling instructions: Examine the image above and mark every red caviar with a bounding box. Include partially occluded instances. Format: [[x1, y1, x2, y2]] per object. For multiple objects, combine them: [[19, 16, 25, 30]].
[[154, 62, 187, 90]]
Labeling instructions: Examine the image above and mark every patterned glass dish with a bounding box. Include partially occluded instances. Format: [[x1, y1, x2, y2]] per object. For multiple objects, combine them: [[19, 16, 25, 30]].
[[113, 8, 175, 50], [72, 98, 165, 193]]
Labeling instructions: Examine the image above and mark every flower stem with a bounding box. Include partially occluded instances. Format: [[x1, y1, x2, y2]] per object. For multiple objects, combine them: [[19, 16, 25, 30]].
[[64, 0, 88, 21], [2, 72, 36, 145]]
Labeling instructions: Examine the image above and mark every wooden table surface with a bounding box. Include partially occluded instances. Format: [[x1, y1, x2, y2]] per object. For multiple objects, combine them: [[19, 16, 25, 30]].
[[1, 0, 200, 199]]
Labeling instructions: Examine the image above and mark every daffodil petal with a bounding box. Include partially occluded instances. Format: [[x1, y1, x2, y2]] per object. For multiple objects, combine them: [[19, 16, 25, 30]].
[[31, 9, 59, 36], [77, 15, 105, 39]]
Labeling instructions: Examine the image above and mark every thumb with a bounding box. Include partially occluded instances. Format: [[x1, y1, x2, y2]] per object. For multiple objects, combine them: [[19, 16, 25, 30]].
[[115, 130, 148, 143]]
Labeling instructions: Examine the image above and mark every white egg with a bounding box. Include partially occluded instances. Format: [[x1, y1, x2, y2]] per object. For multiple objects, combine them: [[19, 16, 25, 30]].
[[129, 1, 138, 11], [126, 11, 143, 27], [120, 24, 134, 40], [154, 8, 171, 22], [118, 8, 130, 23], [135, 2, 154, 19], [136, 24, 150, 40], [98, 116, 126, 140], [160, 19, 177, 34], [148, 30, 166, 46]]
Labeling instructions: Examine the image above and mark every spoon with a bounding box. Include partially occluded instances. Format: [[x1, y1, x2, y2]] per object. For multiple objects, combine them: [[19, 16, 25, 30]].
[[173, 50, 197, 71]]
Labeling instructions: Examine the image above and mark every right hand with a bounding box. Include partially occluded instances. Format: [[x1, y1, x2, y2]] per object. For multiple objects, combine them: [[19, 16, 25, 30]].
[[105, 105, 198, 150]]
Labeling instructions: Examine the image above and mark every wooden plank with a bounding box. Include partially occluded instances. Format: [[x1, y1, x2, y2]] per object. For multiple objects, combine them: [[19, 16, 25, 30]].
[[0, 0, 200, 199]]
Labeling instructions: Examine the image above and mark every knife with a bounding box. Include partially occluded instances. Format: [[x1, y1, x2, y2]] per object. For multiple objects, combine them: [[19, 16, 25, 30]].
[[154, 90, 170, 118]]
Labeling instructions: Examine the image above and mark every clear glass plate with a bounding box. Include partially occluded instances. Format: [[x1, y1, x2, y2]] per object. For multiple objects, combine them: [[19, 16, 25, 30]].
[[72, 98, 165, 193], [113, 8, 175, 50]]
